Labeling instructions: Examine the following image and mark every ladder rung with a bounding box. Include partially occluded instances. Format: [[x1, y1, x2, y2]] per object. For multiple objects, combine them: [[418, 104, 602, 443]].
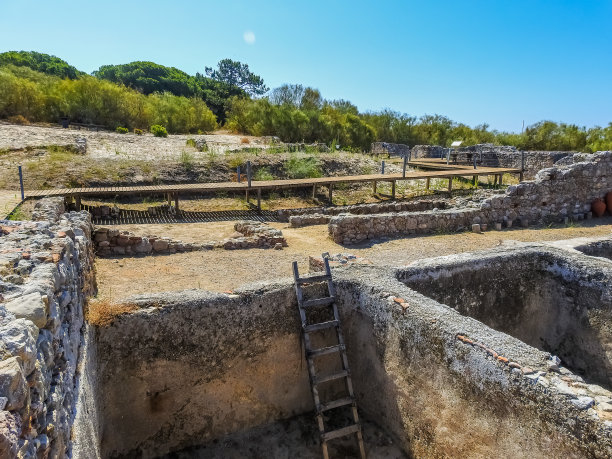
[[304, 320, 338, 333], [314, 370, 349, 385], [318, 396, 354, 412], [303, 296, 335, 308], [296, 274, 331, 284], [308, 344, 345, 357], [321, 424, 360, 442]]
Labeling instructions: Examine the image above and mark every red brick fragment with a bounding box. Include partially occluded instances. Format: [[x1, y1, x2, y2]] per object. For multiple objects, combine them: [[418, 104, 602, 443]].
[[497, 356, 509, 364], [393, 297, 405, 304], [21, 252, 30, 260], [57, 231, 67, 238], [224, 290, 233, 294]]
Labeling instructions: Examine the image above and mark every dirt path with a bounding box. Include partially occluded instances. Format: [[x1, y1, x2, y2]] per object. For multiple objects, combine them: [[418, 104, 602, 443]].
[[0, 123, 269, 160], [95, 218, 612, 300], [0, 190, 22, 219]]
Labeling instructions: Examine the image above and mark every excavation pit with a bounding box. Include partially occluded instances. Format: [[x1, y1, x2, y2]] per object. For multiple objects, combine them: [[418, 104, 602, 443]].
[[574, 238, 612, 262], [397, 245, 612, 389], [73, 257, 612, 458]]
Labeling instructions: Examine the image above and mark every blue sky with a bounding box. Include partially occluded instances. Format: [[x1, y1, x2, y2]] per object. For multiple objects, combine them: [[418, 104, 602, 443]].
[[1, 0, 610, 132]]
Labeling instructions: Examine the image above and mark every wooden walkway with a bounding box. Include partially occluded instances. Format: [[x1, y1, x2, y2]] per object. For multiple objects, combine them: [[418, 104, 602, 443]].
[[25, 165, 520, 210]]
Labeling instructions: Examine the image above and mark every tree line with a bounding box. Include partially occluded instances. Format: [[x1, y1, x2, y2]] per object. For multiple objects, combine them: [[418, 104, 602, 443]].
[[0, 51, 611, 152]]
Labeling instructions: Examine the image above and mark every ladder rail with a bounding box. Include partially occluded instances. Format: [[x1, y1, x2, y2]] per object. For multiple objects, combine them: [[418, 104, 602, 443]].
[[293, 256, 366, 459]]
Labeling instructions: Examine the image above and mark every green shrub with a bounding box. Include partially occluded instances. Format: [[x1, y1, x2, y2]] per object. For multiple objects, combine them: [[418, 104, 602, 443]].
[[186, 138, 196, 148], [284, 156, 322, 179], [150, 124, 168, 138], [254, 167, 275, 181], [116, 126, 128, 134], [134, 128, 143, 135], [179, 150, 195, 170]]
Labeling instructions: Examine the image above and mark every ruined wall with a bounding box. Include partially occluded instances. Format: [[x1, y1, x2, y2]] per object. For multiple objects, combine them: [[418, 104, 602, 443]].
[[371, 142, 410, 157], [398, 246, 612, 388], [93, 220, 287, 256], [87, 286, 314, 458], [411, 143, 574, 179], [282, 200, 448, 228], [0, 198, 96, 457], [329, 150, 612, 244], [333, 265, 612, 458]]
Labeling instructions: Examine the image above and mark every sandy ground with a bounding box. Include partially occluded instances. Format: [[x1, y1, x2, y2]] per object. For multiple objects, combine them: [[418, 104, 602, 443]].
[[0, 123, 270, 160], [167, 414, 406, 459], [0, 190, 22, 219], [95, 218, 612, 300]]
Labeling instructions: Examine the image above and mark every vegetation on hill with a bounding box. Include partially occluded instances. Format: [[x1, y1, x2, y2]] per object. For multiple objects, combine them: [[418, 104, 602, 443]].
[[0, 65, 216, 133], [0, 51, 611, 152], [0, 51, 83, 79]]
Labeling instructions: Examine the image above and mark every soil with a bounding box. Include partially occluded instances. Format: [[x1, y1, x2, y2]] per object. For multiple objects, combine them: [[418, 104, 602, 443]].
[[94, 217, 612, 300], [165, 414, 406, 459]]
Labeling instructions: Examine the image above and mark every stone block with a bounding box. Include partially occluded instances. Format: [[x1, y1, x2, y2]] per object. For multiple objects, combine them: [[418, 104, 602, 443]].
[[472, 224, 481, 233], [5, 292, 49, 328], [0, 357, 27, 410]]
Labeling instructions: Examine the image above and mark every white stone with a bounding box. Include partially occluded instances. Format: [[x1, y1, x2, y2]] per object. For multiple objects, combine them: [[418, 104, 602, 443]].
[[5, 292, 49, 328], [0, 357, 28, 410]]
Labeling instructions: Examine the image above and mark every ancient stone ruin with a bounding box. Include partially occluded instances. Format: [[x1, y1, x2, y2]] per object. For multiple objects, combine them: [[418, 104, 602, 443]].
[[1, 150, 612, 458]]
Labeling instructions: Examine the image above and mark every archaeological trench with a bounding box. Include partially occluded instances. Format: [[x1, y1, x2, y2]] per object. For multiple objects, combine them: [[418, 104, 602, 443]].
[[1, 150, 612, 458]]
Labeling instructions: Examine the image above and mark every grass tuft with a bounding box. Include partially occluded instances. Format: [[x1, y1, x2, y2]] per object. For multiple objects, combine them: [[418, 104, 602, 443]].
[[86, 300, 139, 327]]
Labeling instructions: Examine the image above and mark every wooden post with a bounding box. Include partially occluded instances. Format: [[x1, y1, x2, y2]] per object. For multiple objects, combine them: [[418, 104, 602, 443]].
[[493, 175, 497, 186], [425, 177, 430, 190], [381, 161, 385, 174], [167, 193, 172, 206], [18, 166, 24, 201], [312, 184, 317, 200], [498, 174, 503, 186], [373, 181, 377, 194], [257, 188, 261, 210], [328, 183, 333, 204], [174, 193, 179, 212], [447, 177, 453, 193], [472, 175, 478, 188], [247, 161, 252, 188], [237, 166, 241, 183], [246, 189, 249, 203], [519, 171, 524, 182], [75, 195, 81, 210], [391, 180, 396, 199], [402, 156, 407, 178]]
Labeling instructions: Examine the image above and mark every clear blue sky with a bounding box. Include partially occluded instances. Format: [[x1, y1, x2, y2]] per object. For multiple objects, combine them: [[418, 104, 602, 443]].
[[1, 0, 610, 132]]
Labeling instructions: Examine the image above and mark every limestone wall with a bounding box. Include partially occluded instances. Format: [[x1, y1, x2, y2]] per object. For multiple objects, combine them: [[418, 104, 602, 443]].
[[371, 142, 410, 157], [411, 143, 574, 179], [0, 198, 96, 457], [93, 220, 287, 256], [329, 151, 612, 244]]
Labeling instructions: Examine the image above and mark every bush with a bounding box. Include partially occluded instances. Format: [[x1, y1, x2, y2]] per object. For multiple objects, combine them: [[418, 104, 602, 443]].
[[134, 128, 143, 135], [180, 150, 195, 170], [7, 114, 29, 125], [284, 156, 323, 179], [254, 167, 275, 181], [116, 126, 128, 134], [186, 138, 196, 148], [150, 124, 168, 137]]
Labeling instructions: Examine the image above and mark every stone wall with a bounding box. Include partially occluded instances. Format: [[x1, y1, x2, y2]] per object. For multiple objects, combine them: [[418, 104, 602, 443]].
[[371, 142, 410, 157], [93, 220, 287, 256], [411, 143, 574, 179], [0, 198, 96, 457], [283, 200, 448, 228], [75, 258, 612, 457], [329, 151, 612, 244], [411, 145, 448, 159]]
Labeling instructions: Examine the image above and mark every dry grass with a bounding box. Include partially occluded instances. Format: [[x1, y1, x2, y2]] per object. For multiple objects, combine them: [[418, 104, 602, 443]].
[[86, 299, 139, 327]]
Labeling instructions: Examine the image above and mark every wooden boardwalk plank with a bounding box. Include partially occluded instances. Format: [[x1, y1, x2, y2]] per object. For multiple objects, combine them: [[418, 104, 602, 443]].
[[24, 166, 520, 199]]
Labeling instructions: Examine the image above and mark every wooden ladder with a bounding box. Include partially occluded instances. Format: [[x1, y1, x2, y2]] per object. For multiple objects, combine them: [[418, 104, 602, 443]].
[[292, 254, 367, 459]]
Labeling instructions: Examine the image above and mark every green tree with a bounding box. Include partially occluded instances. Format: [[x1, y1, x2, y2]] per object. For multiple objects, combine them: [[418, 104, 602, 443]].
[[205, 59, 268, 96], [0, 51, 83, 79]]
